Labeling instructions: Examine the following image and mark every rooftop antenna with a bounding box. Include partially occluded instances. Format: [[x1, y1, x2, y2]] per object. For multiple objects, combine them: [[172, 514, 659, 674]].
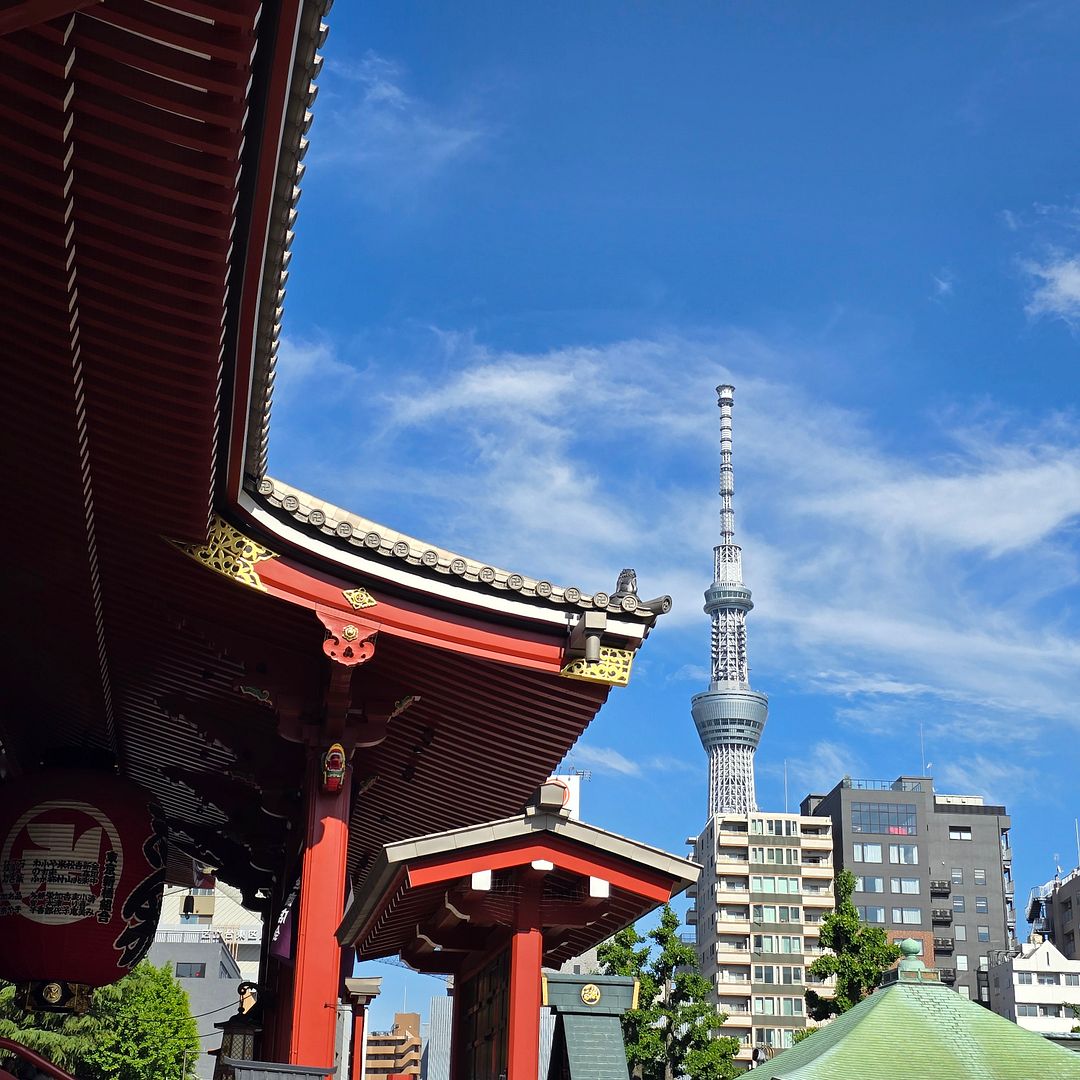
[[1075, 819, 1080, 871], [919, 722, 926, 776]]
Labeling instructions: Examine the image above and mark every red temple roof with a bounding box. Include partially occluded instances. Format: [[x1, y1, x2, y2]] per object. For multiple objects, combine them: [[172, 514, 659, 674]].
[[0, 0, 671, 905]]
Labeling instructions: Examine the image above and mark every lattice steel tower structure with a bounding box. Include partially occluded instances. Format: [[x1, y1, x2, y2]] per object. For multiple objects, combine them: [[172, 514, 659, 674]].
[[691, 385, 769, 816]]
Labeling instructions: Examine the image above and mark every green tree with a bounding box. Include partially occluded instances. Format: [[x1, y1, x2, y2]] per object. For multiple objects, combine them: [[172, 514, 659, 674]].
[[83, 962, 200, 1080], [599, 904, 740, 1080], [0, 963, 199, 1080], [0, 982, 102, 1072], [804, 869, 901, 1020]]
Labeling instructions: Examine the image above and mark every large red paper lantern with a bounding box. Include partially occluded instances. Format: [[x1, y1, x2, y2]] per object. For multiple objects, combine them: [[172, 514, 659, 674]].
[[0, 771, 167, 1000]]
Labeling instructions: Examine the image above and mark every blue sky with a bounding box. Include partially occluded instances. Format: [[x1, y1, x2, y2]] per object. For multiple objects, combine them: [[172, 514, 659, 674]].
[[272, 2, 1080, 1029]]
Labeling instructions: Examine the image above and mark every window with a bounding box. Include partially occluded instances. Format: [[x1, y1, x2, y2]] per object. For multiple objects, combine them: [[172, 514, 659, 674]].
[[958, 986, 971, 999], [754, 965, 776, 984], [781, 966, 802, 984], [1037, 973, 1060, 985], [890, 877, 920, 894], [975, 896, 988, 914], [1065, 974, 1080, 987], [956, 955, 968, 971], [778, 877, 800, 894], [1017, 1003, 1038, 1017], [891, 907, 921, 925], [977, 926, 990, 943], [754, 997, 776, 1015], [851, 802, 917, 836], [857, 905, 886, 923], [175, 963, 205, 979], [1041, 1005, 1063, 1017], [754, 905, 777, 922], [888, 844, 919, 865], [1017, 972, 1033, 985], [974, 869, 987, 886], [955, 924, 967, 941], [781, 997, 803, 1016], [951, 867, 964, 885], [853, 842, 883, 863], [949, 826, 972, 841], [780, 936, 802, 954], [978, 956, 988, 971], [856, 876, 884, 893], [953, 896, 966, 913], [752, 876, 774, 892], [778, 905, 800, 922]]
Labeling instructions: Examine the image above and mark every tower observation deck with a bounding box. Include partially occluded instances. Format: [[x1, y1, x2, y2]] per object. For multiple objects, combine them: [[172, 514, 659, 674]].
[[691, 385, 769, 816]]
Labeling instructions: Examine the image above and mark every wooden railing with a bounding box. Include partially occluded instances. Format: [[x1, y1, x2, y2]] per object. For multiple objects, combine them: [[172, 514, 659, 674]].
[[0, 1038, 78, 1080]]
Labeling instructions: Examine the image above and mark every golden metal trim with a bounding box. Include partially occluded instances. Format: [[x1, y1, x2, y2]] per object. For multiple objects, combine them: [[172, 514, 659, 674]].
[[560, 647, 634, 687], [342, 586, 377, 610], [170, 516, 277, 591]]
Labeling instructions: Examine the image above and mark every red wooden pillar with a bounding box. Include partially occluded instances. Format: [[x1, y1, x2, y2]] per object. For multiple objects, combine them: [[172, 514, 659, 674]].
[[348, 1004, 366, 1080], [288, 751, 351, 1067], [506, 884, 543, 1080]]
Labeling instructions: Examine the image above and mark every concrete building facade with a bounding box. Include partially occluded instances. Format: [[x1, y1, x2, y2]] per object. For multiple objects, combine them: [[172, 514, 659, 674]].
[[145, 939, 244, 1080], [157, 880, 264, 981], [987, 938, 1080, 1035], [1028, 865, 1080, 960], [687, 811, 835, 1062], [366, 1012, 421, 1078], [802, 776, 1016, 1003]]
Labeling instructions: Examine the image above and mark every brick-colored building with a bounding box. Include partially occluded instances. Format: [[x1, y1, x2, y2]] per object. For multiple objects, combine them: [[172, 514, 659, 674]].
[[366, 1013, 421, 1078]]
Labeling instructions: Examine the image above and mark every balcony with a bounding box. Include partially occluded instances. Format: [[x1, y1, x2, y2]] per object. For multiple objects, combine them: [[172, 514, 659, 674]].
[[939, 968, 956, 983], [933, 937, 954, 952], [1004, 880, 1014, 897], [687, 907, 697, 924], [720, 1011, 753, 1027], [931, 909, 953, 924], [1001, 847, 1012, 864], [802, 862, 833, 879], [929, 880, 951, 895]]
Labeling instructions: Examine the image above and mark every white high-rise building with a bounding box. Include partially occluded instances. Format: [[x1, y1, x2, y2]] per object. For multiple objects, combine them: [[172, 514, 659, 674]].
[[685, 387, 834, 1065]]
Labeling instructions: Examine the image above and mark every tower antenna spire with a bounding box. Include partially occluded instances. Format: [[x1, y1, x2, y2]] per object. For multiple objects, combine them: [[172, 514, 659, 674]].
[[691, 385, 769, 817]]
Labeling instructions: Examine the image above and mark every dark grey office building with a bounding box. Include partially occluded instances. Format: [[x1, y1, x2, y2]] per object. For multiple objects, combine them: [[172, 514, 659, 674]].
[[801, 776, 1015, 1004]]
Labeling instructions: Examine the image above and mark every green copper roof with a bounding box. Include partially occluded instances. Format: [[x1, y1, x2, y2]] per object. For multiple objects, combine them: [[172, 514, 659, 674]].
[[752, 975, 1080, 1079]]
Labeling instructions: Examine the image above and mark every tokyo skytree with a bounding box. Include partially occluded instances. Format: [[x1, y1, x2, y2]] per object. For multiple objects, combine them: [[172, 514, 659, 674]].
[[691, 385, 769, 816]]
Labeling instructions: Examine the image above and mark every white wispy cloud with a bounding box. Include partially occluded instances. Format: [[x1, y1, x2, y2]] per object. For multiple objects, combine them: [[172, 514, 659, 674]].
[[1024, 254, 1080, 325], [567, 744, 698, 778], [935, 755, 1042, 804], [313, 51, 491, 194], [780, 741, 868, 797], [270, 329, 1080, 756]]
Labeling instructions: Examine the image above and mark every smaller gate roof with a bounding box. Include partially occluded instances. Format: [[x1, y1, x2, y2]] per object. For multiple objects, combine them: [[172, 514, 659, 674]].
[[336, 808, 699, 973]]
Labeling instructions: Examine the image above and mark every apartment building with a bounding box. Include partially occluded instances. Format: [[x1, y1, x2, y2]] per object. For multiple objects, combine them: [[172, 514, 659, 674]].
[[157, 879, 264, 981], [367, 1013, 421, 1078], [987, 937, 1080, 1035], [688, 810, 835, 1062], [802, 776, 1015, 1004], [1028, 866, 1080, 960]]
